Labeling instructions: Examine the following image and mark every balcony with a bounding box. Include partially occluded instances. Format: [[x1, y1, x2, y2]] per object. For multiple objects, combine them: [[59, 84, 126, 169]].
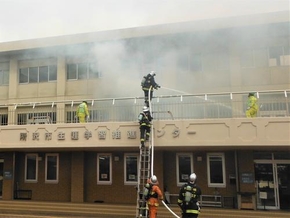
[[0, 90, 289, 150], [0, 90, 289, 125]]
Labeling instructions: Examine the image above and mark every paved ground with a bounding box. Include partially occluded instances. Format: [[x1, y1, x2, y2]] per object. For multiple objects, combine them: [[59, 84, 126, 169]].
[[0, 200, 289, 218]]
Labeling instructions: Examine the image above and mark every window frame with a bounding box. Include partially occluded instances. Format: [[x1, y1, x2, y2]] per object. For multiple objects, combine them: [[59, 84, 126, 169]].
[[25, 153, 38, 183], [45, 153, 59, 183], [124, 153, 139, 185], [207, 152, 226, 188], [97, 153, 112, 185], [176, 153, 193, 186]]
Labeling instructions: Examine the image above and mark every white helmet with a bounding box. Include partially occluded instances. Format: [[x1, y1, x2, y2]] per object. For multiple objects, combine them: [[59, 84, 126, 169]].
[[143, 106, 149, 112], [189, 173, 197, 183], [150, 71, 156, 76], [150, 175, 158, 184]]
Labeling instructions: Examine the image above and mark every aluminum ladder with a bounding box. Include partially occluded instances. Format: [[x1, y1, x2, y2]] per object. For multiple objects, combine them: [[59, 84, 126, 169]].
[[136, 143, 151, 218]]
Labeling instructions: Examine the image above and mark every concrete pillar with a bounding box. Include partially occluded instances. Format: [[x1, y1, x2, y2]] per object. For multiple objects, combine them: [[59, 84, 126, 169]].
[[71, 151, 84, 202], [2, 152, 15, 200]]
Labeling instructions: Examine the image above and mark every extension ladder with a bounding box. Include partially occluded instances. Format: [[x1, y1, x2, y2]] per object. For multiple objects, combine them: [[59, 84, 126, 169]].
[[136, 143, 151, 218]]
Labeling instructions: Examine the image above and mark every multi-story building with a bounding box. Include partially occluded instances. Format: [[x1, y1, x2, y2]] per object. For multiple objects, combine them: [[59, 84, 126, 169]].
[[0, 11, 289, 211]]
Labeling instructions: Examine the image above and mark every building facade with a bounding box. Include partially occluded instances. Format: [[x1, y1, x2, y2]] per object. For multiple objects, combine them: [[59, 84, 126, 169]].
[[0, 11, 289, 211]]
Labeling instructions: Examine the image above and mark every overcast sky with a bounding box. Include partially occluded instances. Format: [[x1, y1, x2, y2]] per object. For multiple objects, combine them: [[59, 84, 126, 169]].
[[0, 0, 289, 43]]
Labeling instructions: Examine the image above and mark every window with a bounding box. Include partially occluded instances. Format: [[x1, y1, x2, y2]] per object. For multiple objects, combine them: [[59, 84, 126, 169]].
[[0, 70, 9, 85], [0, 114, 8, 125], [207, 153, 226, 187], [19, 65, 57, 84], [0, 62, 9, 85], [25, 154, 38, 182], [176, 153, 193, 186], [97, 153, 112, 184], [124, 154, 138, 184], [269, 46, 290, 66], [45, 153, 58, 183], [67, 62, 101, 80]]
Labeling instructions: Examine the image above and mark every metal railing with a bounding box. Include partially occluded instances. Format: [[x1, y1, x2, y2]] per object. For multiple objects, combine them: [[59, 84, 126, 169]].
[[0, 90, 289, 125]]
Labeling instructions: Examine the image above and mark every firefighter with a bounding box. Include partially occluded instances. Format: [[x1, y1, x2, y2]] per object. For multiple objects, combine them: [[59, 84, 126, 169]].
[[141, 71, 160, 107], [147, 175, 163, 218], [76, 101, 89, 123], [138, 106, 152, 148], [178, 173, 202, 218], [246, 92, 258, 118]]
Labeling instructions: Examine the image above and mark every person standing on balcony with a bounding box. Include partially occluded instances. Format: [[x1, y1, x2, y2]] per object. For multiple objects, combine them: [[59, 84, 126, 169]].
[[138, 106, 152, 148], [246, 93, 258, 118], [146, 175, 163, 218], [76, 101, 89, 123], [141, 71, 160, 107], [178, 173, 202, 218]]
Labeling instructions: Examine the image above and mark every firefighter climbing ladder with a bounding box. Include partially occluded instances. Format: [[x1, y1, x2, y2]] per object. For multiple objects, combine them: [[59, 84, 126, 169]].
[[136, 86, 180, 218]]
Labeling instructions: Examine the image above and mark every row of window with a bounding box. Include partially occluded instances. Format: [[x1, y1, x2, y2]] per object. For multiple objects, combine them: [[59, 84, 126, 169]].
[[25, 153, 226, 187], [0, 45, 289, 85]]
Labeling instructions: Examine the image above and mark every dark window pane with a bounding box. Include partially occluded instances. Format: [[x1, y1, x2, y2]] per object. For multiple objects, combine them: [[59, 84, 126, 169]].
[[209, 156, 223, 183], [39, 66, 48, 82], [67, 64, 77, 80], [49, 65, 57, 81], [29, 67, 38, 83], [46, 155, 57, 180], [19, 68, 29, 83], [78, 63, 87, 79]]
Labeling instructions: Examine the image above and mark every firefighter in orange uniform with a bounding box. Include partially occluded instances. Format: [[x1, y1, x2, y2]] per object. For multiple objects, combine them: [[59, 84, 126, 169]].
[[147, 175, 163, 218]]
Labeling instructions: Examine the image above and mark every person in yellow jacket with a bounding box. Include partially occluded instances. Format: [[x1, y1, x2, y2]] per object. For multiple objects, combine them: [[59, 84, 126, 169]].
[[76, 101, 89, 123], [246, 93, 258, 118], [147, 175, 163, 218]]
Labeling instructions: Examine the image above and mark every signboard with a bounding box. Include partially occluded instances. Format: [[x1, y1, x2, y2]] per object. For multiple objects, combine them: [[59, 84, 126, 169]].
[[3, 170, 13, 180], [259, 192, 267, 199], [241, 173, 254, 184]]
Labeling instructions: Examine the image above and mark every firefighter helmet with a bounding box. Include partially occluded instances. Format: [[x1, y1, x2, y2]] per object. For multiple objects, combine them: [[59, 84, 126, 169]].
[[150, 175, 158, 184], [189, 173, 197, 183], [143, 106, 149, 112]]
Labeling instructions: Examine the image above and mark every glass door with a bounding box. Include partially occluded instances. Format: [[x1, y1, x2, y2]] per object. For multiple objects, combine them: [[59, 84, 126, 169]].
[[277, 164, 290, 209], [255, 163, 278, 209], [0, 159, 3, 198]]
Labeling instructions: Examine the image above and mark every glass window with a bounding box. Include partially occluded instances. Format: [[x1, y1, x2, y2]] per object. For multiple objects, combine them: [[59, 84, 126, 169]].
[[25, 154, 38, 182], [124, 154, 138, 184], [49, 65, 57, 81], [207, 153, 226, 187], [78, 63, 87, 79], [39, 66, 48, 82], [45, 154, 58, 183], [269, 46, 282, 66], [97, 153, 112, 184], [19, 68, 29, 83], [29, 67, 38, 83], [89, 62, 101, 78], [67, 64, 77, 80], [176, 153, 193, 186]]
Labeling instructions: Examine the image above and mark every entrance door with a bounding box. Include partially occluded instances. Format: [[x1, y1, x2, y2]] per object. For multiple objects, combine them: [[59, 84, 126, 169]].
[[277, 164, 290, 209], [0, 159, 3, 198], [255, 163, 277, 209], [255, 162, 290, 210]]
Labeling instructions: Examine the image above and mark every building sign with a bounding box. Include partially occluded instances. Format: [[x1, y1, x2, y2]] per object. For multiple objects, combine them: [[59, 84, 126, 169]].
[[4, 170, 13, 180], [241, 173, 254, 184]]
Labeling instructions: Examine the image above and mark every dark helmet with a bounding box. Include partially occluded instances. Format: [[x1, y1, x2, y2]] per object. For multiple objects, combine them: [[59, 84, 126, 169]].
[[83, 101, 88, 104], [248, 93, 255, 97]]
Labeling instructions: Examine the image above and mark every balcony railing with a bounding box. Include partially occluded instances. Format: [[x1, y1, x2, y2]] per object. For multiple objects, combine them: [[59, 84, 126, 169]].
[[0, 90, 289, 125]]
